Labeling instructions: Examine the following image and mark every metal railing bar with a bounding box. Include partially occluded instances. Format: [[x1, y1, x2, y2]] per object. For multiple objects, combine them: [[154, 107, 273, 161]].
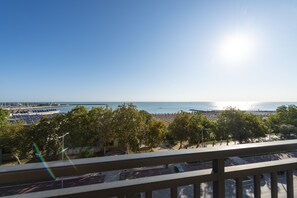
[[1, 140, 297, 198], [235, 177, 243, 198], [8, 158, 296, 198], [286, 169, 294, 198], [171, 187, 177, 198], [271, 172, 278, 198], [145, 191, 152, 198], [213, 159, 225, 198], [2, 140, 297, 186], [194, 183, 201, 198], [0, 169, 53, 186], [254, 175, 261, 198], [4, 169, 214, 198], [225, 158, 297, 179]]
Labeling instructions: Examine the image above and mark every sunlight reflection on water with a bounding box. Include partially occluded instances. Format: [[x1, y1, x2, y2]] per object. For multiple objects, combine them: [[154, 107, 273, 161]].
[[212, 101, 258, 111]]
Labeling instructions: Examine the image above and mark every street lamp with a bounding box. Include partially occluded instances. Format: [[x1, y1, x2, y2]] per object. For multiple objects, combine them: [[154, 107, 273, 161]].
[[58, 132, 69, 161], [58, 132, 69, 189]]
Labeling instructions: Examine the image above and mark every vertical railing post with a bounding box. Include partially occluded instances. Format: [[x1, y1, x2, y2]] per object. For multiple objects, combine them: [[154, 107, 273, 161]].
[[236, 177, 243, 198], [213, 158, 225, 198], [286, 170, 294, 198], [171, 186, 177, 198], [254, 175, 261, 198], [271, 172, 278, 198], [194, 183, 201, 198], [0, 148, 2, 165], [145, 191, 152, 198]]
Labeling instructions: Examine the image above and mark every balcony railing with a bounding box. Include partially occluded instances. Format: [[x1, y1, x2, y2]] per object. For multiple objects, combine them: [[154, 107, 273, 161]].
[[1, 140, 297, 198]]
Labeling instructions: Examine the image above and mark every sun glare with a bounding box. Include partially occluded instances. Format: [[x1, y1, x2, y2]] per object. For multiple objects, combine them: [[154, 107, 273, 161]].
[[213, 101, 257, 110], [218, 33, 255, 65]]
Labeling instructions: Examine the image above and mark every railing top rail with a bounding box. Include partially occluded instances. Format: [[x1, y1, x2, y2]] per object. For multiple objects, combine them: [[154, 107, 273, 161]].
[[1, 140, 297, 186], [3, 169, 214, 198], [4, 158, 297, 198], [225, 158, 297, 179], [1, 140, 297, 173]]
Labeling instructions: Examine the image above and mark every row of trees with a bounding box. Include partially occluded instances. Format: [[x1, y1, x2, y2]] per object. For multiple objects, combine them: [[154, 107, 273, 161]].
[[0, 104, 167, 162], [265, 105, 297, 138], [1, 104, 297, 163], [169, 105, 297, 148], [0, 109, 25, 164], [168, 109, 267, 149]]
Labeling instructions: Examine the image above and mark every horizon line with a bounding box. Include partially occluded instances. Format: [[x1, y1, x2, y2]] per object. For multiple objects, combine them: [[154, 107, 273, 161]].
[[1, 100, 297, 103]]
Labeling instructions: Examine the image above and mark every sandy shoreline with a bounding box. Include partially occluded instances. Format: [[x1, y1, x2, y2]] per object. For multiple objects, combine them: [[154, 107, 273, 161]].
[[152, 110, 275, 123]]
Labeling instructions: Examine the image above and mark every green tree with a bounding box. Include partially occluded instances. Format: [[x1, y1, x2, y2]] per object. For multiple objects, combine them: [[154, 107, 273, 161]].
[[217, 108, 267, 144], [216, 108, 240, 145], [243, 113, 266, 141], [189, 113, 203, 147], [0, 108, 9, 155], [64, 106, 90, 148], [139, 110, 153, 124], [266, 105, 297, 138], [168, 112, 191, 149], [279, 124, 297, 139], [27, 114, 67, 160], [0, 108, 9, 128], [0, 109, 31, 163], [276, 105, 297, 125], [113, 104, 146, 153], [145, 119, 167, 150], [0, 121, 26, 164], [189, 112, 215, 147], [88, 106, 114, 154]]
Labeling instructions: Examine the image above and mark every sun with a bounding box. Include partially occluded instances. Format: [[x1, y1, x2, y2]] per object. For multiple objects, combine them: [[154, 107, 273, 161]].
[[218, 32, 255, 65]]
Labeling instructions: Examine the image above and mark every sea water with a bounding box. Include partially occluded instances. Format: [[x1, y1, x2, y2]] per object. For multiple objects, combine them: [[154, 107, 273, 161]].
[[56, 102, 297, 114]]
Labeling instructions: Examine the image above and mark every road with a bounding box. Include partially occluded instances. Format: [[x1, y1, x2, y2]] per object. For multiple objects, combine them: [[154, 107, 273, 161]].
[[149, 172, 297, 198]]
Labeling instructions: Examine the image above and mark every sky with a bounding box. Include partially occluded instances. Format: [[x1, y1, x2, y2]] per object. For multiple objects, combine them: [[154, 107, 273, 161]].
[[1, 0, 297, 102]]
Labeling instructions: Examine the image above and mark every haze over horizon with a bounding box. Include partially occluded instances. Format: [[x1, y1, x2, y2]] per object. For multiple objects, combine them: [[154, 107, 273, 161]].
[[1, 0, 297, 102]]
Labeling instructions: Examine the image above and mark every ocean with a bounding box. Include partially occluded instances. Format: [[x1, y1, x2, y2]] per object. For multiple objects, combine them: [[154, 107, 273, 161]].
[[56, 102, 297, 114]]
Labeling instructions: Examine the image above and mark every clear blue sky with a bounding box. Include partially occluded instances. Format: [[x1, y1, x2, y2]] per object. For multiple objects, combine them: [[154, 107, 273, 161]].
[[1, 0, 297, 102]]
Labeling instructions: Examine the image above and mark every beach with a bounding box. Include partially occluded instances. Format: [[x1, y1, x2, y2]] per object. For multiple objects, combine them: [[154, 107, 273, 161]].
[[152, 110, 275, 123]]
